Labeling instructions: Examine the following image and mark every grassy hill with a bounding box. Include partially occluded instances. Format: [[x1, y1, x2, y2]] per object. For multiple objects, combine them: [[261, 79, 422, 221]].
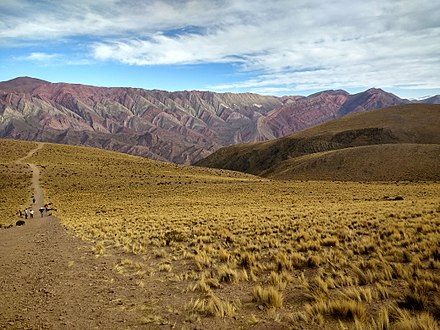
[[0, 138, 256, 227], [1, 138, 440, 328], [265, 144, 440, 181], [195, 104, 440, 181]]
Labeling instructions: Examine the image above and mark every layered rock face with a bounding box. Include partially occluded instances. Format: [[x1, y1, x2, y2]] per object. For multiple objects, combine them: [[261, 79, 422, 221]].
[[0, 77, 433, 164]]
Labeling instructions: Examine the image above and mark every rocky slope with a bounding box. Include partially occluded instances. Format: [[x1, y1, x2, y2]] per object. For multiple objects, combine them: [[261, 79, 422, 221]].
[[195, 104, 440, 181], [0, 77, 437, 164]]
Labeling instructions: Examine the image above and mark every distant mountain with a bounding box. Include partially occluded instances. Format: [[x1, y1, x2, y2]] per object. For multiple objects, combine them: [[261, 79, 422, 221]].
[[421, 95, 440, 104], [195, 104, 440, 181], [336, 88, 409, 116], [0, 76, 48, 93], [0, 77, 438, 164]]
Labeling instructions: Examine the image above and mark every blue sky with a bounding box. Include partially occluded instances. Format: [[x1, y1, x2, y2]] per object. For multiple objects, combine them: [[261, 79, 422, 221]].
[[0, 0, 439, 99]]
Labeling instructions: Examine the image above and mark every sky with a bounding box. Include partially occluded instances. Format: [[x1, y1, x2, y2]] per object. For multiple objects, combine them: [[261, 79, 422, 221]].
[[0, 0, 439, 99]]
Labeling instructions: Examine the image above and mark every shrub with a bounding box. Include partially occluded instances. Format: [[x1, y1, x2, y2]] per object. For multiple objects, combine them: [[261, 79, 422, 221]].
[[321, 237, 338, 247], [302, 276, 329, 301], [370, 307, 390, 330], [290, 252, 306, 268], [269, 271, 286, 290]]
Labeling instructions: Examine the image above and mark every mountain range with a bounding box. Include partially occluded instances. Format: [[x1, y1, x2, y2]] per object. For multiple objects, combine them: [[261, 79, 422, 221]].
[[1, 77, 438, 164], [196, 104, 440, 181]]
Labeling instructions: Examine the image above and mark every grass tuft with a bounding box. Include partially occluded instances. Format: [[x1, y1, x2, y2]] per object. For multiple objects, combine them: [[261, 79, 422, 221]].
[[186, 293, 240, 317], [305, 299, 366, 322], [252, 285, 283, 309]]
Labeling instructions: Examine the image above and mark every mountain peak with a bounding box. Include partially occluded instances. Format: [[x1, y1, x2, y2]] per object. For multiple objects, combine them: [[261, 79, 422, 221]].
[[0, 76, 49, 93], [309, 89, 349, 97], [365, 87, 389, 94]]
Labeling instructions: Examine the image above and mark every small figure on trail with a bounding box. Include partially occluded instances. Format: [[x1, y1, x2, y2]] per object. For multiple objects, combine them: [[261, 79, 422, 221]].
[[44, 204, 49, 212], [39, 207, 44, 217], [24, 208, 28, 220], [29, 209, 34, 219], [19, 209, 23, 217], [32, 196, 36, 204]]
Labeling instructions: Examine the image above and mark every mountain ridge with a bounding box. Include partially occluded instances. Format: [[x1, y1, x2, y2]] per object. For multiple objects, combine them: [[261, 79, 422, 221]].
[[195, 104, 440, 181], [1, 77, 438, 164]]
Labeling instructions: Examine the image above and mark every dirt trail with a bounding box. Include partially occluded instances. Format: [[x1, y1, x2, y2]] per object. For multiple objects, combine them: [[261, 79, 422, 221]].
[[15, 143, 45, 213], [0, 144, 147, 329]]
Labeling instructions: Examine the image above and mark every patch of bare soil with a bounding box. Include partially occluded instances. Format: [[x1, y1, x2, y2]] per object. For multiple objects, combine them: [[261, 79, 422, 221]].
[[0, 217, 153, 329]]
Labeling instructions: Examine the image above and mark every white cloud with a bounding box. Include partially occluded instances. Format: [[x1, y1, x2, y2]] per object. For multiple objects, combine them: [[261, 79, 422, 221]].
[[1, 0, 439, 93], [0, 0, 248, 40], [16, 52, 92, 66], [17, 52, 61, 62]]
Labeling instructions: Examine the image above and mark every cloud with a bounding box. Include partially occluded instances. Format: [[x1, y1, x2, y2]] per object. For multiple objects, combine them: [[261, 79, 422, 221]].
[[89, 0, 440, 92], [14, 52, 65, 66], [0, 0, 247, 40], [1, 0, 439, 93], [19, 52, 60, 62], [16, 52, 92, 66]]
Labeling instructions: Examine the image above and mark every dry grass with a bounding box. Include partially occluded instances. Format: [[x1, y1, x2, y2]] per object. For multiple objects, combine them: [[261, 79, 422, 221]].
[[1, 139, 439, 328], [186, 293, 240, 317], [252, 285, 284, 308], [0, 139, 38, 163], [0, 139, 36, 227], [304, 299, 367, 322]]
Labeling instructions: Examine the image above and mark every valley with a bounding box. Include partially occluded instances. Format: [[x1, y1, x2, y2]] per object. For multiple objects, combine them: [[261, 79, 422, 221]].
[[1, 139, 439, 329]]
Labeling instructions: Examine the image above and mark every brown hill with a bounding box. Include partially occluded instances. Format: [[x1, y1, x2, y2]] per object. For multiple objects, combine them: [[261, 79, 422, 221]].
[[195, 104, 440, 181], [265, 144, 440, 181], [0, 76, 48, 93], [1, 77, 438, 164]]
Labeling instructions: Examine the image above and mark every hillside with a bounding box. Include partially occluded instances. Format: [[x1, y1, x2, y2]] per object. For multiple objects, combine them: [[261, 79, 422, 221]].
[[1, 138, 440, 328], [195, 104, 440, 181], [265, 144, 440, 181], [0, 138, 256, 228], [2, 77, 437, 164]]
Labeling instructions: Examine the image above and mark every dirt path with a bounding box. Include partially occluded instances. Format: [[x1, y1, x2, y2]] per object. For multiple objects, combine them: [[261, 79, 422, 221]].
[[15, 143, 45, 214], [0, 144, 148, 329]]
